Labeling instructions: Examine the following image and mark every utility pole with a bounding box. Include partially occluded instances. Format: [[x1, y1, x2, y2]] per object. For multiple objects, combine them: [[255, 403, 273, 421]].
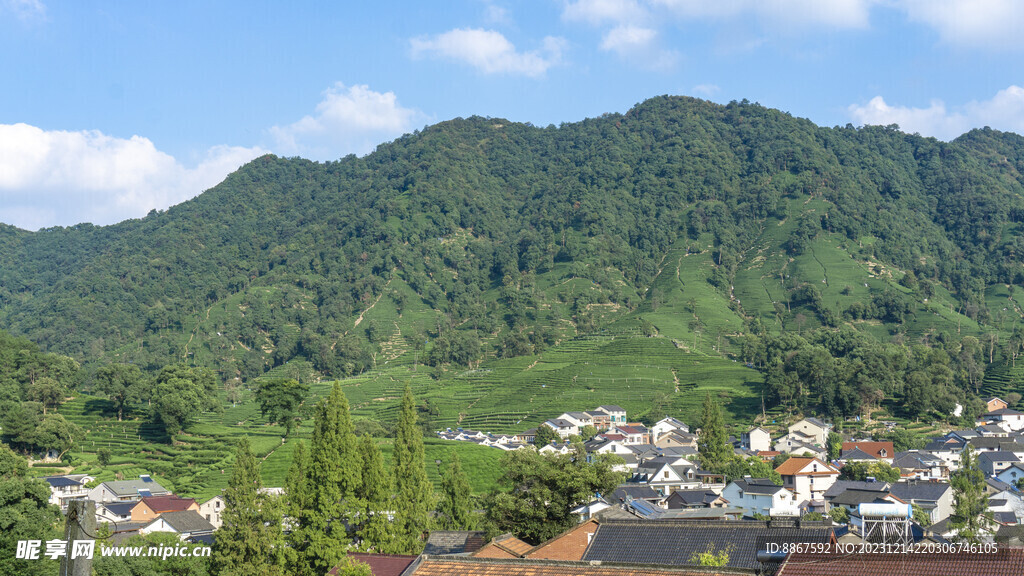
[[60, 500, 96, 576]]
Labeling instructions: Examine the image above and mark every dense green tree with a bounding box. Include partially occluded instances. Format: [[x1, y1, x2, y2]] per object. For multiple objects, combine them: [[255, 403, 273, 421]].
[[32, 413, 82, 460], [0, 445, 60, 575], [97, 447, 112, 466], [487, 443, 624, 544], [212, 438, 285, 576], [292, 384, 364, 576], [438, 452, 476, 530], [533, 424, 559, 446], [150, 364, 220, 437], [826, 431, 843, 461], [697, 393, 731, 471], [392, 384, 434, 553], [25, 377, 63, 414], [283, 440, 310, 575], [255, 378, 310, 437], [356, 434, 396, 552], [93, 363, 145, 421], [950, 445, 989, 543]]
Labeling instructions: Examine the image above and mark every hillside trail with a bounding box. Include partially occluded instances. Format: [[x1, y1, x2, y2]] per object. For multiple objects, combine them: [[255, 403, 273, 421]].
[[183, 304, 214, 360], [351, 275, 394, 331]]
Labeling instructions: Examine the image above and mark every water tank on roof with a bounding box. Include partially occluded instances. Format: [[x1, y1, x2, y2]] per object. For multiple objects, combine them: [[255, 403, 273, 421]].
[[858, 503, 911, 518]]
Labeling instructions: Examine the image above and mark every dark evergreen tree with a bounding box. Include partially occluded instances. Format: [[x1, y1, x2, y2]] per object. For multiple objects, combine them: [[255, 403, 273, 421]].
[[697, 393, 731, 471], [212, 438, 285, 576], [392, 384, 434, 553], [438, 451, 476, 530]]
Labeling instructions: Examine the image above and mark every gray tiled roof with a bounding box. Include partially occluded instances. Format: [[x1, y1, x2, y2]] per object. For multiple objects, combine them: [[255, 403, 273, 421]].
[[582, 519, 833, 571], [889, 482, 952, 502], [422, 531, 487, 555], [100, 478, 169, 497], [151, 510, 214, 534], [823, 480, 889, 499], [731, 478, 786, 495]]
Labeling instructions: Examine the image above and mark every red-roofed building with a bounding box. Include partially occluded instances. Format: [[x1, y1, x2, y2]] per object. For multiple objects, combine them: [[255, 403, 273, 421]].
[[775, 457, 839, 508], [130, 496, 199, 523], [329, 553, 418, 576], [842, 441, 894, 462]]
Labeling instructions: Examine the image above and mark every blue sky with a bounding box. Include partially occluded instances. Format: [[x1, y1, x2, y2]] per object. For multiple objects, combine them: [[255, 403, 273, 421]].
[[2, 0, 1023, 230]]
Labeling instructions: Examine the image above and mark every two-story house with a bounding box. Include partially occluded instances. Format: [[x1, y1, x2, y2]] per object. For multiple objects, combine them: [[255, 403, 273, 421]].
[[743, 427, 772, 453], [650, 417, 689, 442], [130, 496, 200, 523], [594, 405, 627, 427], [720, 477, 797, 517], [787, 418, 831, 447], [775, 457, 839, 508], [42, 475, 93, 510]]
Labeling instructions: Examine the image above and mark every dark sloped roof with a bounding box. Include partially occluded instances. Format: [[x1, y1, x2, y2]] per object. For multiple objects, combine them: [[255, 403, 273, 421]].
[[978, 451, 1019, 464], [731, 478, 786, 496], [823, 480, 889, 499], [423, 531, 487, 555], [152, 510, 214, 534], [410, 557, 754, 575], [101, 502, 136, 517], [666, 490, 720, 507], [889, 482, 951, 502], [581, 519, 833, 571], [611, 484, 663, 503], [43, 476, 82, 487], [830, 489, 892, 507], [329, 553, 418, 576], [839, 448, 878, 461]]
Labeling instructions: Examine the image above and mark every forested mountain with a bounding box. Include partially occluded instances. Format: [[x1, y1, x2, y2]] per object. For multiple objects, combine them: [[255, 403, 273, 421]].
[[3, 96, 1024, 421]]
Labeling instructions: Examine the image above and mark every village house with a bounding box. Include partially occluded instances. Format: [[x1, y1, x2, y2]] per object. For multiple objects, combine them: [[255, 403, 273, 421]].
[[787, 418, 832, 447], [979, 451, 1021, 477], [986, 397, 1009, 412], [889, 482, 954, 524], [720, 477, 797, 517], [139, 510, 215, 541], [199, 495, 225, 529], [650, 417, 689, 442], [608, 424, 650, 445], [130, 495, 200, 523], [775, 457, 839, 509], [88, 475, 170, 503], [983, 408, 1024, 432], [742, 427, 771, 452], [41, 474, 93, 510], [594, 405, 627, 426], [542, 418, 579, 439], [841, 441, 894, 463], [892, 450, 948, 481], [995, 462, 1024, 487]]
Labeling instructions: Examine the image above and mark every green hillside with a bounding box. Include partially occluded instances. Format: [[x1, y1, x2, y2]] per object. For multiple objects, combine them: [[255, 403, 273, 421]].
[[4, 96, 1024, 488]]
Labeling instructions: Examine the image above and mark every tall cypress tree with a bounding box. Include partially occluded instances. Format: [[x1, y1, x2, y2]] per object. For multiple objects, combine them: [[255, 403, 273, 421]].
[[438, 451, 476, 530], [357, 433, 397, 551], [284, 440, 310, 576], [698, 393, 731, 471], [950, 444, 989, 543], [212, 438, 285, 576], [392, 383, 434, 553], [295, 384, 364, 576]]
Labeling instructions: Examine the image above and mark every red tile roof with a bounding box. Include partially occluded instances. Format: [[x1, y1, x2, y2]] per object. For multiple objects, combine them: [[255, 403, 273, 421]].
[[841, 442, 894, 459], [135, 496, 196, 513], [777, 548, 1024, 576], [775, 457, 837, 476], [329, 553, 418, 576], [525, 519, 600, 561]]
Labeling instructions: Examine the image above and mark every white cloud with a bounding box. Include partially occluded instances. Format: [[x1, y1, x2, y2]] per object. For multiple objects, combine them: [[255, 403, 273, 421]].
[[598, 24, 679, 69], [483, 2, 510, 25], [0, 124, 265, 230], [269, 83, 422, 160], [410, 28, 565, 77], [899, 0, 1024, 50], [563, 0, 647, 25], [2, 0, 46, 21], [654, 0, 878, 29], [600, 24, 657, 51], [693, 84, 721, 97], [848, 86, 1024, 140]]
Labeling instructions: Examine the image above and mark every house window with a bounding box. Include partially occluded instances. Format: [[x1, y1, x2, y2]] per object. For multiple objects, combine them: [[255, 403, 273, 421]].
[[664, 471, 669, 479]]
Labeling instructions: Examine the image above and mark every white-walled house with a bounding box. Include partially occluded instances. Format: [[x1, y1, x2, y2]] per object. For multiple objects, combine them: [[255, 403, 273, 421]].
[[88, 475, 170, 503], [721, 477, 797, 517], [985, 409, 1024, 432], [651, 417, 689, 441], [787, 418, 831, 447], [775, 457, 839, 506], [743, 427, 772, 453], [199, 495, 225, 529]]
